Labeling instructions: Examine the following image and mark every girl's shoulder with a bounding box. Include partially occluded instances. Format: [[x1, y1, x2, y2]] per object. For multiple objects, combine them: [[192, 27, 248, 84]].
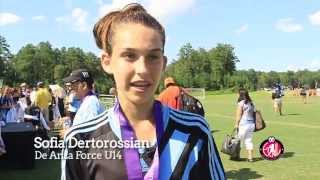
[[64, 109, 112, 140], [165, 106, 210, 133]]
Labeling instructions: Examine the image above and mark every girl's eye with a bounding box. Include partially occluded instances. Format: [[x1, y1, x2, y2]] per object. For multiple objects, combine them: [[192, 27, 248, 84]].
[[123, 52, 137, 60], [148, 54, 160, 61]]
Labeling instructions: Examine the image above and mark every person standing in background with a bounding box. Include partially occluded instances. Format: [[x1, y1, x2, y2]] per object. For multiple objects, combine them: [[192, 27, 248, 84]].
[[158, 77, 182, 110], [272, 83, 283, 115], [35, 82, 52, 122], [20, 83, 28, 97], [29, 86, 37, 105], [300, 86, 308, 104], [234, 88, 255, 162], [63, 69, 105, 126], [0, 86, 14, 123]]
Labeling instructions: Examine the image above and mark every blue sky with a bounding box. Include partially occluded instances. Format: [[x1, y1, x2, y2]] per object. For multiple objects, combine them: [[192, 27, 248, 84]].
[[1, 0, 320, 72]]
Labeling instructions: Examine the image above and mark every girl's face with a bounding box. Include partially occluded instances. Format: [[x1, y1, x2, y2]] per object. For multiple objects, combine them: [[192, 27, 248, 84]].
[[101, 23, 166, 106]]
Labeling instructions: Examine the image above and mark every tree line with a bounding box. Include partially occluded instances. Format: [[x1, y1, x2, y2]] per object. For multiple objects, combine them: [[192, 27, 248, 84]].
[[165, 43, 320, 91], [1, 35, 320, 93], [0, 35, 114, 93]]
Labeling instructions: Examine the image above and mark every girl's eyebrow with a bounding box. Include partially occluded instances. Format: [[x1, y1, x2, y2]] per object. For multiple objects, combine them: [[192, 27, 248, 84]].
[[121, 48, 163, 52]]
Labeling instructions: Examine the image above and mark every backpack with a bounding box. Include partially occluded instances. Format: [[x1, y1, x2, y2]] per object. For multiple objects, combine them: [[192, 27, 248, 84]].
[[177, 89, 205, 117]]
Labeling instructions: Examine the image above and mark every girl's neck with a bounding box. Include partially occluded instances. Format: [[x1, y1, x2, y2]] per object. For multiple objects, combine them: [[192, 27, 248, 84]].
[[118, 96, 154, 125], [117, 95, 156, 141]]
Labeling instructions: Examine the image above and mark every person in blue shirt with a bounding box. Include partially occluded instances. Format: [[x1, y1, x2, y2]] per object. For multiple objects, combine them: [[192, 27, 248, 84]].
[[63, 69, 105, 126], [0, 86, 14, 123], [272, 83, 284, 115], [66, 89, 81, 123]]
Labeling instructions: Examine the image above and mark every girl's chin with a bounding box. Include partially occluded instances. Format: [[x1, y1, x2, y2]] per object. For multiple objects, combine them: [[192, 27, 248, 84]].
[[129, 94, 154, 105]]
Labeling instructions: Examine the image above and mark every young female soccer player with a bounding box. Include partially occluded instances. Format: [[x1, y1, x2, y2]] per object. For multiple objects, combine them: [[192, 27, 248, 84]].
[[61, 3, 225, 180]]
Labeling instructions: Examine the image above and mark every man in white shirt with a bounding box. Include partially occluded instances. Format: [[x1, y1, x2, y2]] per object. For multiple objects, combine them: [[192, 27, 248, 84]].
[[29, 87, 37, 105], [63, 69, 104, 126]]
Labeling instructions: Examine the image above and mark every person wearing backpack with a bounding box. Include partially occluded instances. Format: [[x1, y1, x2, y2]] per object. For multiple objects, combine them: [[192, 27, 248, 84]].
[[158, 77, 205, 116], [234, 88, 255, 162], [158, 77, 182, 109], [272, 83, 283, 116]]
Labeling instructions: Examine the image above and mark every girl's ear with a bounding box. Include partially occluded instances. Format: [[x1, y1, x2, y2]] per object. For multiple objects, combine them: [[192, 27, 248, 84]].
[[162, 56, 167, 72], [101, 51, 113, 74]]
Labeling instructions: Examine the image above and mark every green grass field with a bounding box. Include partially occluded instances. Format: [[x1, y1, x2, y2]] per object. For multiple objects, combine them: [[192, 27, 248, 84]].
[[0, 91, 319, 179], [205, 91, 320, 179]]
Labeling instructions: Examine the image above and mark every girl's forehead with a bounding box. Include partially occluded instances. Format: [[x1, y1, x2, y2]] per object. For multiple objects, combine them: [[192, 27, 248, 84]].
[[115, 22, 156, 32], [112, 23, 163, 47]]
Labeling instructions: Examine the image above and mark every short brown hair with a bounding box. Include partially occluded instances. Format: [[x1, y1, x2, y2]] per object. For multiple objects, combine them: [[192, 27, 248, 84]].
[[93, 3, 165, 54]]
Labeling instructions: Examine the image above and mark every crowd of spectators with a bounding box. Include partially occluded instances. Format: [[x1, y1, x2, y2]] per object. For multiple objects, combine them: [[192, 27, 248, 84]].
[[0, 81, 85, 155]]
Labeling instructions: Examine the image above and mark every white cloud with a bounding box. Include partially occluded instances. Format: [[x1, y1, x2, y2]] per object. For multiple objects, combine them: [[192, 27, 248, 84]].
[[0, 12, 21, 26], [98, 0, 138, 18], [147, 0, 195, 22], [309, 11, 320, 25], [56, 8, 89, 32], [97, 0, 195, 23], [32, 15, 47, 22], [286, 59, 320, 71], [235, 24, 248, 34], [72, 8, 89, 32], [275, 18, 303, 32]]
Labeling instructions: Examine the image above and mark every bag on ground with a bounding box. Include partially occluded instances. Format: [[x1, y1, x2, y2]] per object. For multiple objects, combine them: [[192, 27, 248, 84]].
[[221, 129, 241, 158]]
